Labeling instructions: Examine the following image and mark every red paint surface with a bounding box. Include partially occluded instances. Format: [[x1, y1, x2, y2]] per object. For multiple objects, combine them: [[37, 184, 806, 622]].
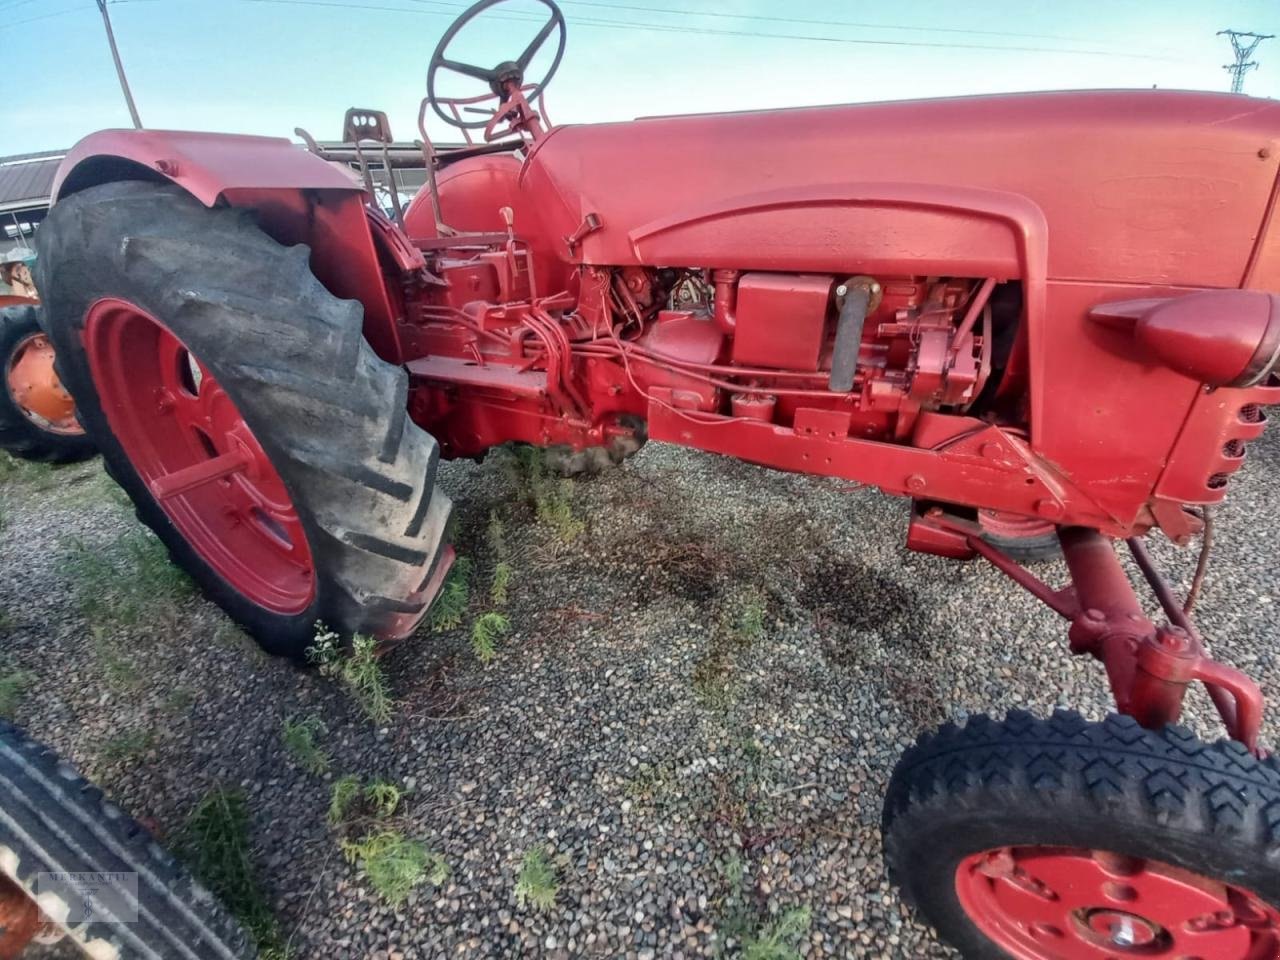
[[49, 89, 1280, 737], [956, 846, 1279, 959], [83, 298, 315, 614]]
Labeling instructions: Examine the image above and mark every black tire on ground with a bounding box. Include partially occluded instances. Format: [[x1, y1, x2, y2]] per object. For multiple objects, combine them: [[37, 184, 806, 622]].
[[35, 181, 452, 659], [0, 719, 254, 959], [882, 710, 1280, 958], [0, 304, 95, 464], [978, 530, 1061, 564]]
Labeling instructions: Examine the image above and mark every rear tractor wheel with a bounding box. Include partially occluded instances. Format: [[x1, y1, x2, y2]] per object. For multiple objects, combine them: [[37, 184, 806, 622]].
[[883, 710, 1280, 959], [0, 302, 94, 464], [36, 182, 453, 658]]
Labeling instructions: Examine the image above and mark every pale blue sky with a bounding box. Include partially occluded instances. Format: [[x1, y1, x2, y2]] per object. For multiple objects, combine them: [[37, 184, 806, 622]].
[[3, 0, 1278, 156]]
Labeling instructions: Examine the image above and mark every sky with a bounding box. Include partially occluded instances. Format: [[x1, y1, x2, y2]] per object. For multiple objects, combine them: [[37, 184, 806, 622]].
[[2, 0, 1279, 156]]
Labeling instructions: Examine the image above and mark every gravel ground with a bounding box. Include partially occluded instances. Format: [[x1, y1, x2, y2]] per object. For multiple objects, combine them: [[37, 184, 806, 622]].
[[2, 429, 1278, 960]]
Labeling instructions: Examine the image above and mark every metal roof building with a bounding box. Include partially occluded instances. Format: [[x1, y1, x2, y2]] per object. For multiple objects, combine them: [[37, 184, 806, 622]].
[[0, 151, 62, 259]]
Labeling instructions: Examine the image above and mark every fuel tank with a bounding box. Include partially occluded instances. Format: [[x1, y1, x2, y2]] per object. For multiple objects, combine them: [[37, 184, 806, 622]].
[[517, 90, 1280, 289]]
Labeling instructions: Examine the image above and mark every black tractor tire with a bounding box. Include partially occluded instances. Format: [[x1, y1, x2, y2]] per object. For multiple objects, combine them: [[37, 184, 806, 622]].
[[0, 304, 95, 464], [978, 530, 1061, 564], [36, 181, 452, 659], [0, 719, 254, 959], [882, 709, 1280, 959]]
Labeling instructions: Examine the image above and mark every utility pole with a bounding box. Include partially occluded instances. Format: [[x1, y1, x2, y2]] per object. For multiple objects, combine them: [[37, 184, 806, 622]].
[[1218, 29, 1273, 94], [95, 0, 143, 128]]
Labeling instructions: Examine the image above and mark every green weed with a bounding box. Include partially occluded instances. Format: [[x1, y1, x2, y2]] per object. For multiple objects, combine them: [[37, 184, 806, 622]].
[[177, 787, 289, 958], [101, 728, 155, 763], [514, 846, 559, 914], [740, 908, 811, 960], [281, 715, 329, 775], [363, 779, 402, 819], [94, 636, 143, 692], [624, 761, 679, 812], [308, 626, 393, 725], [489, 562, 512, 607], [470, 612, 510, 664], [505, 446, 584, 542], [0, 668, 31, 718], [692, 652, 736, 712], [0, 453, 55, 488], [328, 775, 362, 826], [731, 587, 767, 642], [429, 557, 472, 631], [340, 831, 448, 907], [486, 509, 506, 558], [692, 587, 769, 712]]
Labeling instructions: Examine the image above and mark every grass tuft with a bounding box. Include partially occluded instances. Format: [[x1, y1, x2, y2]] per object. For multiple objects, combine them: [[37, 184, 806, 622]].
[[505, 446, 584, 542], [176, 787, 289, 958], [731, 587, 767, 642], [429, 557, 473, 631], [470, 612, 510, 664], [514, 846, 559, 914], [339, 831, 448, 907], [101, 728, 155, 763], [64, 530, 192, 628], [0, 668, 31, 718], [281, 715, 329, 775], [308, 626, 393, 725]]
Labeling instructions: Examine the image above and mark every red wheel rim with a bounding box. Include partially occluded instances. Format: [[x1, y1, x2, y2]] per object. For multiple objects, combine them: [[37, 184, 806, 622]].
[[978, 509, 1056, 541], [956, 846, 1280, 959], [83, 298, 315, 614]]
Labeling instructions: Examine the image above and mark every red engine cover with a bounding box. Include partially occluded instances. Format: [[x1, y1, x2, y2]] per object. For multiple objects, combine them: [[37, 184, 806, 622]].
[[731, 273, 833, 371]]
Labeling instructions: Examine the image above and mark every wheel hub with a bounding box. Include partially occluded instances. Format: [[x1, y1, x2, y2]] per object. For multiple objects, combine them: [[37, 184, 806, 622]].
[[82, 298, 315, 614], [1080, 908, 1161, 949], [956, 845, 1279, 959], [6, 332, 82, 434]]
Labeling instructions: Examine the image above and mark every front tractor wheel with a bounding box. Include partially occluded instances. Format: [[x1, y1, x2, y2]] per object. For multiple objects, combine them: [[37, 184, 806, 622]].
[[36, 182, 453, 658], [0, 303, 94, 464], [883, 711, 1280, 959]]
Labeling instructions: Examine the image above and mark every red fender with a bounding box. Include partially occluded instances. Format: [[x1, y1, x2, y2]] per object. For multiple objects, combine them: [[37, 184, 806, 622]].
[[52, 129, 405, 363]]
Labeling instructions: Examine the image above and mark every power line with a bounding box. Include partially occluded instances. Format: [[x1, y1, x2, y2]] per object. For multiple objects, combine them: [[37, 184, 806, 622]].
[[558, 0, 1105, 46], [0, 2, 83, 32], [242, 0, 1179, 61], [1218, 29, 1273, 94]]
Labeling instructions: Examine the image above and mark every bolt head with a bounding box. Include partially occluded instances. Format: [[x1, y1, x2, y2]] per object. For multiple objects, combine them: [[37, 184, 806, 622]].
[[1034, 499, 1064, 519], [835, 284, 848, 297]]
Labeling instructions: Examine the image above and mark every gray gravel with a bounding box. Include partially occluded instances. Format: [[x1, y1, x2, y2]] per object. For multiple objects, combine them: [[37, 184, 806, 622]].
[[2, 427, 1278, 959]]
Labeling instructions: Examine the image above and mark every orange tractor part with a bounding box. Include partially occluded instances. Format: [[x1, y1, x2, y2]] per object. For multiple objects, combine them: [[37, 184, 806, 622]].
[[5, 330, 80, 436]]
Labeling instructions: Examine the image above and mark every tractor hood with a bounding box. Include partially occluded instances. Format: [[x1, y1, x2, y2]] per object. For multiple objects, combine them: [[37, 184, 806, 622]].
[[520, 89, 1280, 289]]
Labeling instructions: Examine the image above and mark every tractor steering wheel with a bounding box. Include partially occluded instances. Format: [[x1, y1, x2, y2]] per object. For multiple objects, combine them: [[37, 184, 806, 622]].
[[426, 0, 566, 131]]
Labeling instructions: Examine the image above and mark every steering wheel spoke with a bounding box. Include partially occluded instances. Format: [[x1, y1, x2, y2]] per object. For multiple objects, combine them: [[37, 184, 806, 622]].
[[439, 57, 496, 81], [518, 16, 559, 69]]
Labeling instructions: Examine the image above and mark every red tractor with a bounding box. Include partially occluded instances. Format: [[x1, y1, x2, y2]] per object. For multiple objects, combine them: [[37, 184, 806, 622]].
[[29, 1, 1280, 955]]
